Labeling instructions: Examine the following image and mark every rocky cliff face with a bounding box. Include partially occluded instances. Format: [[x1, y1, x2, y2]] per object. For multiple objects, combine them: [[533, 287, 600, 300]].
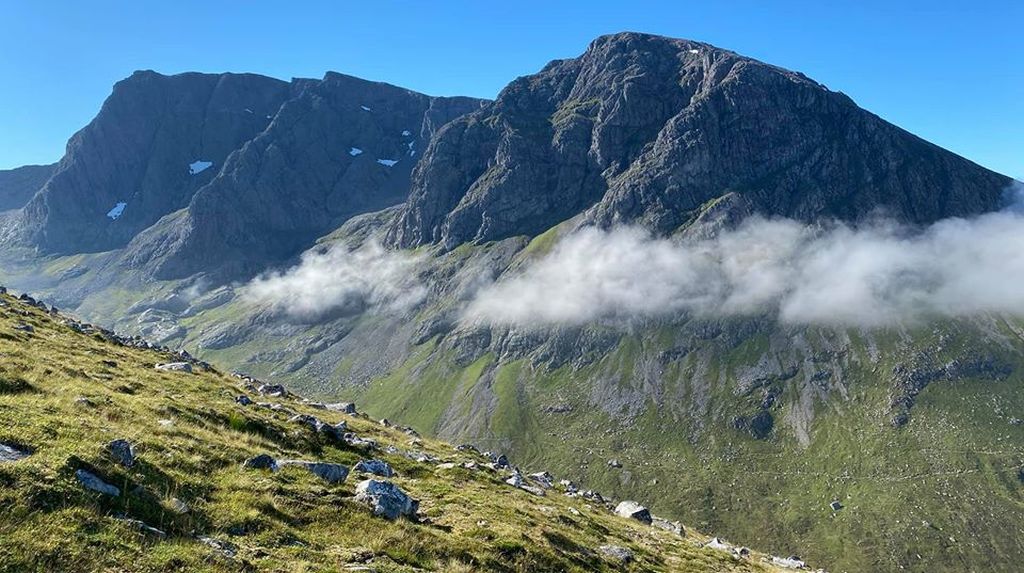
[[0, 163, 55, 212], [389, 32, 1011, 249], [5, 71, 293, 253], [126, 73, 482, 279]]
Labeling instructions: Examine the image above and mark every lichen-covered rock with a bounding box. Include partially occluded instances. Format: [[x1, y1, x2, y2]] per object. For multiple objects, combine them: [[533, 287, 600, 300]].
[[599, 544, 633, 564], [354, 459, 394, 478], [155, 362, 192, 373], [0, 443, 30, 463], [242, 454, 277, 470], [278, 460, 349, 484], [106, 439, 135, 468], [614, 500, 652, 524], [354, 479, 418, 520], [75, 469, 120, 496]]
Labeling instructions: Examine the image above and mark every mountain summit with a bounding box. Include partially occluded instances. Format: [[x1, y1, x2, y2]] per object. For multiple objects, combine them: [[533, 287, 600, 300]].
[[389, 32, 1009, 249]]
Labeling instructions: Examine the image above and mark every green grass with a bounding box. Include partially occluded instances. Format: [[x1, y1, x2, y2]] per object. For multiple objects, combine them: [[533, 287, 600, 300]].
[[0, 293, 796, 572]]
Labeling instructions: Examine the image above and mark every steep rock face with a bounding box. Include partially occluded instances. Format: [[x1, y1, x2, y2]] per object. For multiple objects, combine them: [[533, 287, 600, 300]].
[[6, 71, 293, 253], [389, 32, 1011, 249], [126, 73, 483, 279], [0, 164, 56, 212]]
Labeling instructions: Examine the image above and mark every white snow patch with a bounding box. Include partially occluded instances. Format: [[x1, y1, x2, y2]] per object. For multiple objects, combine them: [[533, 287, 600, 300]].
[[688, 49, 700, 54], [377, 159, 398, 167], [189, 160, 213, 175], [361, 105, 372, 112], [402, 130, 411, 136], [244, 108, 253, 114], [349, 147, 364, 156], [106, 202, 127, 220], [407, 140, 416, 156], [265, 115, 272, 119]]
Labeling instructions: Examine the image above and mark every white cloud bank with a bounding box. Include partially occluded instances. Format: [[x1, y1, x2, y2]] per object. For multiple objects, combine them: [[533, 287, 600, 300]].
[[242, 241, 425, 321], [466, 185, 1024, 328]]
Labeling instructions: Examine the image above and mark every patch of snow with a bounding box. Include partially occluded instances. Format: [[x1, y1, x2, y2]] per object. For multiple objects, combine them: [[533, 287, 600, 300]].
[[189, 160, 213, 175], [106, 202, 127, 220], [360, 105, 372, 112], [349, 147, 363, 156], [244, 108, 253, 114], [402, 130, 411, 136], [407, 140, 416, 157], [265, 115, 272, 119], [377, 159, 398, 167], [688, 49, 700, 54]]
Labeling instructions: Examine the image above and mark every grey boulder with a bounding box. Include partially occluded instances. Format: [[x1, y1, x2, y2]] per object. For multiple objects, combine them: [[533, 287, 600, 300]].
[[106, 439, 135, 468], [354, 459, 394, 477], [278, 460, 350, 484], [354, 479, 418, 520], [76, 469, 120, 496], [614, 500, 652, 524]]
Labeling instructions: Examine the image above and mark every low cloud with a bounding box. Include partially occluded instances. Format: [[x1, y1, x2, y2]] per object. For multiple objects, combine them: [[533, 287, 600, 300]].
[[465, 184, 1024, 328], [242, 241, 425, 321]]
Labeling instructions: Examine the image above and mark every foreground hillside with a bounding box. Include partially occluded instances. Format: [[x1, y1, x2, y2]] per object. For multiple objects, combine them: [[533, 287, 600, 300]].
[[0, 290, 810, 573]]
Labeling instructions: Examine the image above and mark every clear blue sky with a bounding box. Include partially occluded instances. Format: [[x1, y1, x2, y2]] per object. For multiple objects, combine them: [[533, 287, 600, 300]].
[[1, 0, 1021, 177]]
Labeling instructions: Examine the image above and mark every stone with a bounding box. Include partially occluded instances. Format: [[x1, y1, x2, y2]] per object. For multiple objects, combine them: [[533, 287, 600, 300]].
[[527, 471, 554, 489], [235, 395, 252, 406], [354, 479, 418, 520], [325, 402, 357, 414], [117, 517, 166, 537], [197, 536, 238, 558], [652, 516, 684, 535], [155, 362, 192, 373], [599, 545, 633, 564], [106, 439, 135, 468], [0, 443, 30, 463], [830, 500, 843, 511], [354, 459, 394, 478], [257, 383, 286, 397], [607, 459, 622, 468], [12, 323, 33, 333], [614, 500, 652, 524], [76, 469, 120, 496], [278, 460, 349, 484], [242, 454, 278, 470], [771, 555, 807, 569]]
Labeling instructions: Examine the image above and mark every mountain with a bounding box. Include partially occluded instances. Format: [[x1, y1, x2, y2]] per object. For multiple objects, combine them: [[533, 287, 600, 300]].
[[0, 163, 55, 212], [4, 71, 294, 253], [389, 32, 1010, 249], [0, 289, 809, 572], [0, 31, 1021, 573], [126, 73, 482, 280]]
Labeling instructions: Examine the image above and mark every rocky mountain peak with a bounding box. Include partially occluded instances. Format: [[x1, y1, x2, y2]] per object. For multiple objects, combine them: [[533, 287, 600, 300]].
[[388, 32, 1010, 250]]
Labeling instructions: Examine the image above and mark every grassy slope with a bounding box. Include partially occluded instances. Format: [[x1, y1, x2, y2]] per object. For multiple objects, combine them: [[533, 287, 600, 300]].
[[354, 321, 1024, 573], [0, 293, 796, 573]]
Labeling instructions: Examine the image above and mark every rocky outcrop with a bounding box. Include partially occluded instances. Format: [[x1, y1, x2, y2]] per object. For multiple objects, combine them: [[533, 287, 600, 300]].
[[389, 32, 1011, 249]]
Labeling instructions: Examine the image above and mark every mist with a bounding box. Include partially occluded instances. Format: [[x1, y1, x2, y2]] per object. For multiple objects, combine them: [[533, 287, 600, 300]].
[[465, 185, 1024, 328], [242, 241, 425, 321]]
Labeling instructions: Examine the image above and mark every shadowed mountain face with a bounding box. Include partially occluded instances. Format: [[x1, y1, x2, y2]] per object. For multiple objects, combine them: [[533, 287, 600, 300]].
[[388, 32, 1010, 249], [5, 71, 294, 252], [0, 164, 56, 212], [127, 73, 483, 279]]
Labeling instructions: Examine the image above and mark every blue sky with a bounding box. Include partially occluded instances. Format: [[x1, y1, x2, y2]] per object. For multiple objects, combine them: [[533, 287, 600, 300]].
[[1, 1, 1020, 177]]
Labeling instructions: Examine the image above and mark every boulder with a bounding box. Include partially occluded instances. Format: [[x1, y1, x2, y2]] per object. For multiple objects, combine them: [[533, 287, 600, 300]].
[[242, 454, 278, 470], [12, 323, 34, 333], [527, 471, 554, 489], [771, 555, 807, 569], [652, 516, 684, 536], [354, 479, 418, 520], [325, 402, 357, 414], [614, 500, 652, 524], [354, 459, 394, 477], [278, 460, 349, 484], [830, 500, 843, 511], [0, 443, 30, 463], [257, 383, 286, 397], [155, 362, 192, 373], [106, 439, 135, 468], [599, 545, 634, 564], [607, 459, 622, 468], [75, 469, 120, 496]]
